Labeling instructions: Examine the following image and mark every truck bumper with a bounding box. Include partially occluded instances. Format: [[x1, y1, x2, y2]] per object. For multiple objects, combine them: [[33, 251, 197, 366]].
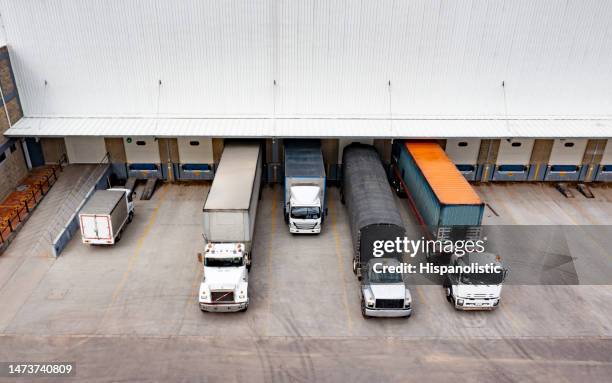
[[289, 227, 321, 234], [82, 239, 115, 245], [364, 307, 412, 318], [454, 298, 499, 310], [199, 301, 248, 313]]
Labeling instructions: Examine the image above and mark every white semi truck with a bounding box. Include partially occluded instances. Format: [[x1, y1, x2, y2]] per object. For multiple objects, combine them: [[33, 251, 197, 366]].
[[199, 142, 262, 313], [79, 188, 134, 245], [444, 252, 507, 310], [283, 140, 326, 234]]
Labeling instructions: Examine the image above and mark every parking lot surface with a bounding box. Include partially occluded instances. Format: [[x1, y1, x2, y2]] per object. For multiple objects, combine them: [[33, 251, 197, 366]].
[[0, 182, 611, 381]]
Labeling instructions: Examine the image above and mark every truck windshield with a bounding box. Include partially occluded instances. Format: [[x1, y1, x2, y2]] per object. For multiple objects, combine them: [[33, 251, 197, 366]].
[[205, 257, 243, 267], [291, 207, 321, 219], [460, 270, 504, 285], [368, 269, 403, 284]]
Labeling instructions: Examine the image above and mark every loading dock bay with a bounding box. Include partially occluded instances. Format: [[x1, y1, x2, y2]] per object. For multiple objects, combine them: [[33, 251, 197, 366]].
[[0, 183, 611, 381]]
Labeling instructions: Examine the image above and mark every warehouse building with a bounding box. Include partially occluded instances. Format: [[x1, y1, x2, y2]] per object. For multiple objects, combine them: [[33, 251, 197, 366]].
[[0, 0, 611, 191]]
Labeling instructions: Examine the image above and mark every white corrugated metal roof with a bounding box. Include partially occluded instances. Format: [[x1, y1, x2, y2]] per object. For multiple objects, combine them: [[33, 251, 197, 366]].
[[2, 1, 612, 120], [5, 117, 612, 138]]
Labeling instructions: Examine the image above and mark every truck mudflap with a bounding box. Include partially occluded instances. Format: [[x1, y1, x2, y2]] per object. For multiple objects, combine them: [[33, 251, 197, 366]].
[[199, 301, 248, 313]]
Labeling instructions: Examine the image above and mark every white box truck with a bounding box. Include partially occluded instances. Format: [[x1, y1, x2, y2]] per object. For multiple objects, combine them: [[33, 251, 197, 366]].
[[283, 140, 327, 234], [79, 188, 134, 245], [199, 142, 262, 313]]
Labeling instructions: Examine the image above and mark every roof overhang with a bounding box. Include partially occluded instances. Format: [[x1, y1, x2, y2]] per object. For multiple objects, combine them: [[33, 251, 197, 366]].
[[4, 117, 612, 138]]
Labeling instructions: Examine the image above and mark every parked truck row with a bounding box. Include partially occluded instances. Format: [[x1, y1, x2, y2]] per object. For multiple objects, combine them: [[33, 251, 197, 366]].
[[77, 138, 507, 316]]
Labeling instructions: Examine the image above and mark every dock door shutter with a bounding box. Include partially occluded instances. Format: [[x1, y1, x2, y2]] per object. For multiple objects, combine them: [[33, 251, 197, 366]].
[[65, 137, 107, 163]]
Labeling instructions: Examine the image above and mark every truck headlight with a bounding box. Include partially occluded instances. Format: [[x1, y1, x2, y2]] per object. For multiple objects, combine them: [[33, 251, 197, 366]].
[[404, 297, 411, 307], [457, 299, 464, 306], [366, 298, 375, 307]]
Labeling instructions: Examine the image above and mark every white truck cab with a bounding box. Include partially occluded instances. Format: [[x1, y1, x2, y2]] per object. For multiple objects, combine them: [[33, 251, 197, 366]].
[[288, 185, 322, 234], [360, 258, 412, 318], [444, 252, 507, 310], [199, 243, 250, 313]]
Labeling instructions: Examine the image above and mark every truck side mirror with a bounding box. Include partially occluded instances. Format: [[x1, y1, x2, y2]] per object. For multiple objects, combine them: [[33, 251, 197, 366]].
[[197, 253, 203, 263]]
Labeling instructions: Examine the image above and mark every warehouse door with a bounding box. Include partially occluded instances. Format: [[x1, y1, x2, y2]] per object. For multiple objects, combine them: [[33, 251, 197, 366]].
[[496, 139, 534, 165], [549, 139, 588, 165], [177, 137, 214, 164], [25, 138, 44, 167], [65, 137, 107, 163]]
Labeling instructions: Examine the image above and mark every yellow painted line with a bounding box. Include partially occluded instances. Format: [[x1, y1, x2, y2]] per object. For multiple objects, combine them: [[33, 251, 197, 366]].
[[265, 184, 277, 335], [533, 163, 541, 180], [105, 185, 169, 313], [415, 286, 428, 308], [328, 192, 353, 333]]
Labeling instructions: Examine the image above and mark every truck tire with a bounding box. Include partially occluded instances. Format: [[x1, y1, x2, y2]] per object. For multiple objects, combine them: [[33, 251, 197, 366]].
[[340, 190, 345, 205], [115, 231, 122, 243], [445, 288, 452, 303], [284, 213, 289, 224], [240, 305, 248, 312], [352, 258, 358, 275], [128, 211, 134, 223]]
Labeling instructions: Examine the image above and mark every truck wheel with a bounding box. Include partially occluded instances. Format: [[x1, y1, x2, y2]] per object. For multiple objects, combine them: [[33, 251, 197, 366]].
[[340, 191, 345, 205], [445, 288, 452, 302], [115, 231, 122, 243], [128, 211, 134, 223], [352, 259, 358, 274], [240, 305, 248, 312], [284, 213, 289, 224]]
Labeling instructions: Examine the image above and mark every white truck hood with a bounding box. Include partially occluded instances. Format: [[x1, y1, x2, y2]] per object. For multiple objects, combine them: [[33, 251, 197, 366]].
[[290, 185, 321, 206], [368, 284, 407, 299], [202, 267, 245, 291], [455, 283, 502, 298]]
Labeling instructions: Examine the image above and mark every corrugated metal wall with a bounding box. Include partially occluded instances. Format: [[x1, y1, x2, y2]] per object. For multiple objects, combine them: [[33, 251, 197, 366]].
[[2, 0, 612, 119]]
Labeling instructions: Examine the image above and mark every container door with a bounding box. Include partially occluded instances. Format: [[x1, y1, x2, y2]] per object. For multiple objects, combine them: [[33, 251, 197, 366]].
[[80, 216, 98, 239], [95, 216, 112, 240]]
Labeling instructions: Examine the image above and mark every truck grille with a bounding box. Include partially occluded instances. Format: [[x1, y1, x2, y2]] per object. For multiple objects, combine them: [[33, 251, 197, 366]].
[[375, 299, 404, 309], [211, 291, 234, 302], [466, 293, 495, 299], [295, 223, 317, 230]]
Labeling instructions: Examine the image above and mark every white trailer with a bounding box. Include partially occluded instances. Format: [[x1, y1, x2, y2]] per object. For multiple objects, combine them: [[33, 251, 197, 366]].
[[200, 142, 262, 312], [79, 188, 134, 245]]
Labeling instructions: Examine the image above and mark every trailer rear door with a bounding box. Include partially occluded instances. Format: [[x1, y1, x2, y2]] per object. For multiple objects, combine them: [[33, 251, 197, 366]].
[[81, 215, 112, 240]]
